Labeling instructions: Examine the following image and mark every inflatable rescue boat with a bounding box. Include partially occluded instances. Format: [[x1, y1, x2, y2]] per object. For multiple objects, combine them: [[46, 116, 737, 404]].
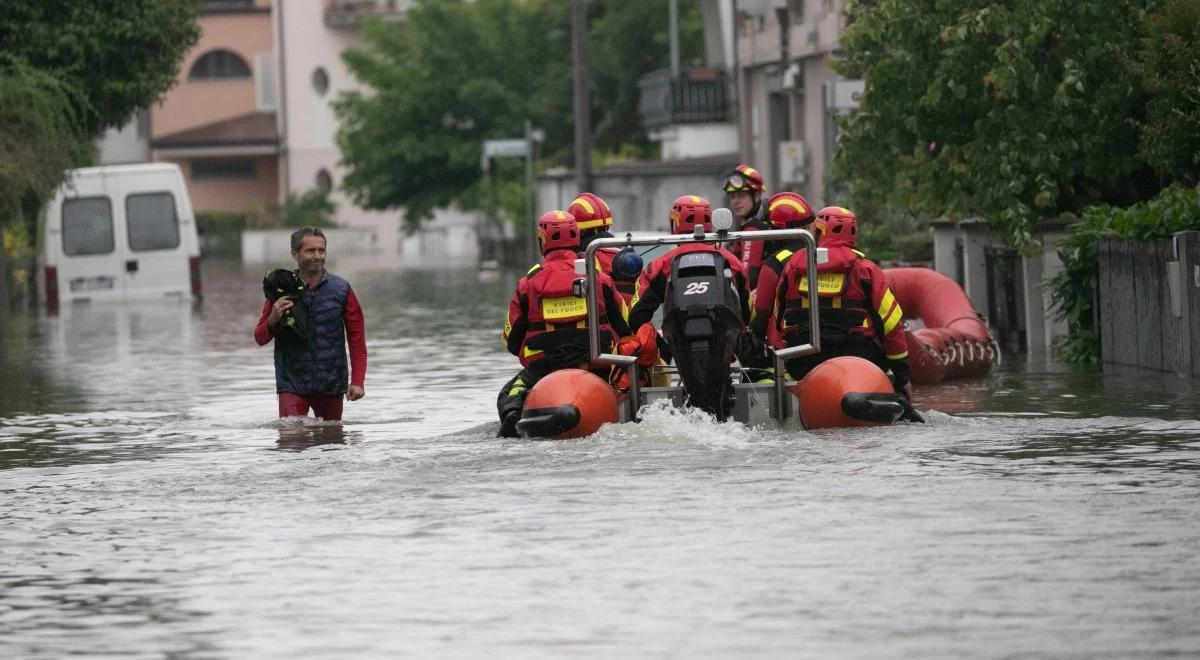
[[513, 210, 919, 439], [884, 267, 999, 384]]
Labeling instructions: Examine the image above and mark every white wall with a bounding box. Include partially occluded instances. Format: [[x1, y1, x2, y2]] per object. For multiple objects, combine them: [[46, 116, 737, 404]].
[[654, 123, 739, 160], [400, 208, 483, 266], [96, 114, 150, 165], [242, 227, 379, 264]]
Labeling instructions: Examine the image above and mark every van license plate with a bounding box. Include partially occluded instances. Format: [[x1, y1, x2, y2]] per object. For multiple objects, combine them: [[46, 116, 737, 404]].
[[69, 276, 115, 292]]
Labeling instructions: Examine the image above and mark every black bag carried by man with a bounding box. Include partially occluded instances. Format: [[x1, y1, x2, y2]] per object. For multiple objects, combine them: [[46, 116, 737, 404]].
[[262, 268, 308, 340]]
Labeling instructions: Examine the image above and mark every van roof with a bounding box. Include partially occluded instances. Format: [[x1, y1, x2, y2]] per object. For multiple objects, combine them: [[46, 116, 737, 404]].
[[65, 163, 183, 178]]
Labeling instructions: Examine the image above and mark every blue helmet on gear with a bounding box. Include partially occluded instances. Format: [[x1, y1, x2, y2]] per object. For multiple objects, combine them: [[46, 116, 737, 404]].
[[611, 246, 644, 280]]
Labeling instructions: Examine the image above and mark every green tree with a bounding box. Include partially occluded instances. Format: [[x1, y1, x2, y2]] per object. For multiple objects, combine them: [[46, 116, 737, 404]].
[[0, 0, 198, 310], [1133, 0, 1200, 185], [0, 61, 94, 312], [0, 0, 199, 137], [336, 0, 572, 230], [833, 0, 1160, 249], [336, 0, 704, 230], [0, 61, 92, 228]]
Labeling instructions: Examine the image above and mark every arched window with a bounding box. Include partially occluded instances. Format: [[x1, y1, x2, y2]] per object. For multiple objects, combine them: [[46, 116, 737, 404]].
[[189, 49, 251, 80]]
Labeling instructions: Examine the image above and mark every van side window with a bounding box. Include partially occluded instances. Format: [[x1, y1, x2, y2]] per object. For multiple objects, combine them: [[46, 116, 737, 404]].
[[127, 193, 181, 251], [62, 197, 115, 256]]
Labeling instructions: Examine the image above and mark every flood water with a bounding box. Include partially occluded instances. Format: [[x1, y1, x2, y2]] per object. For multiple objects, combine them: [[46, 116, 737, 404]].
[[2, 258, 1199, 658]]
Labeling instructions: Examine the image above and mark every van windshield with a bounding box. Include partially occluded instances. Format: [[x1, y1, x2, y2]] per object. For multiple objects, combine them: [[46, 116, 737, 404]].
[[127, 193, 181, 252], [62, 197, 115, 256]]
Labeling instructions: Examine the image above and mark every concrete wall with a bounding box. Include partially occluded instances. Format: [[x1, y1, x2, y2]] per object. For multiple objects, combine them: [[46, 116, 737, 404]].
[[931, 220, 1071, 355], [96, 113, 150, 165], [655, 124, 739, 161], [242, 227, 379, 264], [400, 208, 483, 266], [537, 161, 737, 238]]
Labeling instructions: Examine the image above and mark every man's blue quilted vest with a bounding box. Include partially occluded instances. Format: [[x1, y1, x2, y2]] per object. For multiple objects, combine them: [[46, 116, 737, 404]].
[[275, 273, 350, 395]]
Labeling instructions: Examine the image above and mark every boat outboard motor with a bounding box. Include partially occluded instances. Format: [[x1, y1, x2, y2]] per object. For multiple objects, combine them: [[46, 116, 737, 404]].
[[661, 251, 744, 420]]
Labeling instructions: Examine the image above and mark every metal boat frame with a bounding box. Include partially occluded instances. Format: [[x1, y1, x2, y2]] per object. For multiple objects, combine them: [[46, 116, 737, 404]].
[[581, 219, 826, 427]]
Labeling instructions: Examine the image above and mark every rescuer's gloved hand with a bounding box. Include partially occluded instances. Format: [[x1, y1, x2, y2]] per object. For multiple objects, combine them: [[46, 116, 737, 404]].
[[617, 325, 660, 368], [498, 410, 521, 438], [888, 360, 922, 423]]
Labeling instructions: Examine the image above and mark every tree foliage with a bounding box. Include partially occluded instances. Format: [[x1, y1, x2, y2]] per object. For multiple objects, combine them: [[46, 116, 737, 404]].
[[833, 0, 1160, 249], [336, 0, 572, 229], [1132, 0, 1200, 185], [0, 61, 92, 225], [335, 0, 703, 230], [0, 0, 199, 137]]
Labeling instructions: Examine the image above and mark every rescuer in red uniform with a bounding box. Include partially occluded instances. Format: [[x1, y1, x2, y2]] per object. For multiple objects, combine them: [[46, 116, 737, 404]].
[[568, 192, 637, 306], [739, 191, 819, 383], [628, 195, 751, 333], [722, 164, 772, 288], [496, 210, 632, 437], [773, 206, 913, 402]]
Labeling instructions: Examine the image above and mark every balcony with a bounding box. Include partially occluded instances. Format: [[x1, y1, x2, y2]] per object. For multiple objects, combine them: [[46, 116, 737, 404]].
[[638, 68, 731, 131], [325, 0, 407, 29]]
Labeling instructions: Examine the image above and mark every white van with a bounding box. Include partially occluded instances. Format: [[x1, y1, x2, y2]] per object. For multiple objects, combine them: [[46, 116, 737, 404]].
[[38, 163, 202, 308]]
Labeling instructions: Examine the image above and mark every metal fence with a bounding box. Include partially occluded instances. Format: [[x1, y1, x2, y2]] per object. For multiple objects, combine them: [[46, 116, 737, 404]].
[[1098, 231, 1200, 376], [637, 69, 730, 131]]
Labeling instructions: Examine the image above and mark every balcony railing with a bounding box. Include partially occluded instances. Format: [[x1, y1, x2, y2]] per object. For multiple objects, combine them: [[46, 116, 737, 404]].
[[638, 68, 731, 130], [325, 0, 407, 28]]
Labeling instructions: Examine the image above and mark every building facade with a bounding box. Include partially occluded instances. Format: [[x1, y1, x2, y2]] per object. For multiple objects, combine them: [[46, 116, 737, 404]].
[[730, 0, 856, 209], [100, 0, 457, 262], [151, 0, 280, 215]]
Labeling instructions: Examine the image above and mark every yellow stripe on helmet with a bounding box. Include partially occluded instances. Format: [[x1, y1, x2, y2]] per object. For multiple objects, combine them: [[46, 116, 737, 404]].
[[768, 198, 809, 215], [576, 217, 609, 230]]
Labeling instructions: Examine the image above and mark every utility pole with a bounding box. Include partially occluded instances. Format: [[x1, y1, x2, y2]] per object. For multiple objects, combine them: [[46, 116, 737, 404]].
[[669, 0, 680, 77], [524, 119, 537, 264], [572, 0, 592, 193]]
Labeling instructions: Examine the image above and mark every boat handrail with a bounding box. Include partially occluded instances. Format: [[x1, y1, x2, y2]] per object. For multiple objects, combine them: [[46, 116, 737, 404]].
[[582, 218, 823, 419]]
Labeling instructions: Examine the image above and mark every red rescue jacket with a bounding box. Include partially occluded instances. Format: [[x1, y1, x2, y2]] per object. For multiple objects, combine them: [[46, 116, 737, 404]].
[[776, 245, 908, 362], [503, 249, 630, 369]]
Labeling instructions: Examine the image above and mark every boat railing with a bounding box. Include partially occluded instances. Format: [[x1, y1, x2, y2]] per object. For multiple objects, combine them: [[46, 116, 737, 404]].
[[582, 209, 823, 419]]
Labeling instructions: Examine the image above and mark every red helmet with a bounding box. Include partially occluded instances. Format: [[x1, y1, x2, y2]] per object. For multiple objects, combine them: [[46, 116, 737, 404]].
[[566, 192, 612, 232], [669, 195, 712, 234], [722, 164, 766, 194], [816, 206, 857, 247], [766, 192, 815, 229], [537, 210, 579, 253]]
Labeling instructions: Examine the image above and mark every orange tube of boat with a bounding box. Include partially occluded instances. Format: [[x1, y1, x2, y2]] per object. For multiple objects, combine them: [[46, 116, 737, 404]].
[[884, 267, 998, 384], [521, 369, 619, 439], [795, 356, 897, 429]]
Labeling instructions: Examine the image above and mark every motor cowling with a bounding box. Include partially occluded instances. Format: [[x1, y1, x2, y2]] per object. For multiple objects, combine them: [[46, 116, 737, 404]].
[[662, 251, 744, 420]]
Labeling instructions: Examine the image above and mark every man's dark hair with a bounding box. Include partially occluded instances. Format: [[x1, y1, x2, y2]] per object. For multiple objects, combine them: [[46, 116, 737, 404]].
[[290, 226, 327, 253]]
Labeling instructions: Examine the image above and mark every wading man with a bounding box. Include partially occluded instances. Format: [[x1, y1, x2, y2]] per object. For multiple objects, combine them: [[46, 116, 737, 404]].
[[254, 227, 367, 420]]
